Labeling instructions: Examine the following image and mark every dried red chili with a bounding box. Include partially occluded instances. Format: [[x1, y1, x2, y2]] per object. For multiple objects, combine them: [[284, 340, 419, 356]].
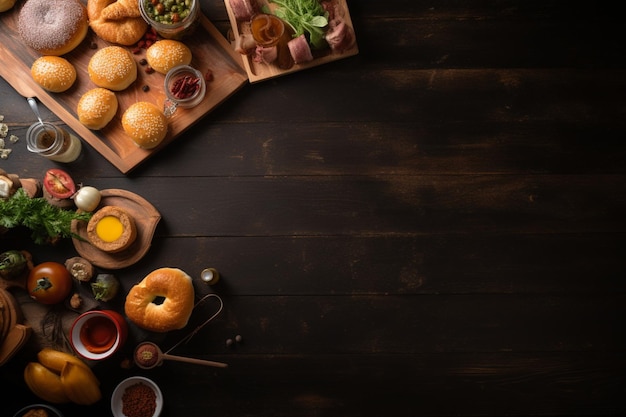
[[122, 382, 157, 417], [170, 74, 200, 100]]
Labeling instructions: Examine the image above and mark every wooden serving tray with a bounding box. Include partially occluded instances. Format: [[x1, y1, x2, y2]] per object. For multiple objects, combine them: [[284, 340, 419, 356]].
[[224, 0, 359, 83], [0, 1, 248, 174]]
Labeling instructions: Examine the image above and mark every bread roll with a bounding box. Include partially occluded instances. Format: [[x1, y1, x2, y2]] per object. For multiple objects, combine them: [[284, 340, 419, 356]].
[[77, 88, 118, 130], [122, 102, 168, 149], [31, 56, 77, 93], [124, 268, 195, 332], [88, 46, 137, 91], [146, 40, 192, 74]]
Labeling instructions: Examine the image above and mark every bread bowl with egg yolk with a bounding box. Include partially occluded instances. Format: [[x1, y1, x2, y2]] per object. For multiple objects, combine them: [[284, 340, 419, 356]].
[[87, 206, 137, 253]]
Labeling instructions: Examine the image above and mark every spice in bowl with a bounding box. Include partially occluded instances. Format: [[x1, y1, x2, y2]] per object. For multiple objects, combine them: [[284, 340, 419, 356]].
[[111, 376, 163, 417], [122, 382, 157, 417]]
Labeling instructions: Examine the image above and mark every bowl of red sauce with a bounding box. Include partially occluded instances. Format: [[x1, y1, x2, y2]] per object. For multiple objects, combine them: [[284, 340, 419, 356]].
[[70, 310, 128, 361]]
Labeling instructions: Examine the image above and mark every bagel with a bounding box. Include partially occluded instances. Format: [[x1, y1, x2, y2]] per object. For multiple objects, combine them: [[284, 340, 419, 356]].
[[87, 0, 148, 46], [124, 268, 195, 332], [17, 0, 88, 56]]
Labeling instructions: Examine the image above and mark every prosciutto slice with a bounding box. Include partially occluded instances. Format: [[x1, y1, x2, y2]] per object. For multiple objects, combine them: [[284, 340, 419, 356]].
[[287, 34, 314, 64], [325, 19, 356, 53], [229, 0, 258, 22], [253, 45, 278, 64]]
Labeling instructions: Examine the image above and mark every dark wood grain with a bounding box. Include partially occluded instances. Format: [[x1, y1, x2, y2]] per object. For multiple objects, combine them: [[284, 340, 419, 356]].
[[1, 0, 625, 416]]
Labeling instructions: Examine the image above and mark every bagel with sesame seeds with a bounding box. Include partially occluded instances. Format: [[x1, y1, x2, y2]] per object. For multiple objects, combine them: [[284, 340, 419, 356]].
[[88, 46, 137, 91], [77, 88, 119, 130], [122, 102, 168, 149]]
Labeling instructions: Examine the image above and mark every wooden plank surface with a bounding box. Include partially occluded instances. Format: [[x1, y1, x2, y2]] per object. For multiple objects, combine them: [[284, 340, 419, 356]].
[[1, 0, 626, 416]]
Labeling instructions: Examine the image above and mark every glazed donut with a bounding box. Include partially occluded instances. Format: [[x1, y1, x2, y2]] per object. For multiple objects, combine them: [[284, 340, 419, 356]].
[[17, 0, 88, 56], [124, 268, 195, 332], [87, 0, 148, 46]]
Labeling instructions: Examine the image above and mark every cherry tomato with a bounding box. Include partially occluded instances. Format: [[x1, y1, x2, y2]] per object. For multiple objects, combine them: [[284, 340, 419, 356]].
[[27, 261, 72, 305], [43, 169, 76, 199]]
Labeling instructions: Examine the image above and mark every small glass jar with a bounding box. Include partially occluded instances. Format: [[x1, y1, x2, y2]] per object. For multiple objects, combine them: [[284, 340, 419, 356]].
[[251, 13, 285, 47], [139, 0, 199, 39], [26, 122, 82, 163], [163, 65, 206, 117]]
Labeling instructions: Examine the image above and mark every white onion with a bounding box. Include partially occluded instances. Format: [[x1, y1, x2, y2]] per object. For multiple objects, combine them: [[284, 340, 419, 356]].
[[74, 186, 101, 212]]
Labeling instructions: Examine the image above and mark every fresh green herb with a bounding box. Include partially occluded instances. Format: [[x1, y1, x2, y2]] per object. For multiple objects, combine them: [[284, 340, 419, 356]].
[[0, 188, 91, 244], [267, 0, 329, 49]]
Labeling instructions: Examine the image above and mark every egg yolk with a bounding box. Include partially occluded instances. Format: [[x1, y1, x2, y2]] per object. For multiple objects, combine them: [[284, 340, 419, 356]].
[[95, 215, 124, 242]]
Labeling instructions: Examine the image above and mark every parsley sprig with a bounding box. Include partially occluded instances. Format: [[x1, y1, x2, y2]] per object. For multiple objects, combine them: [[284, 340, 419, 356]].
[[267, 0, 329, 49], [0, 188, 91, 244]]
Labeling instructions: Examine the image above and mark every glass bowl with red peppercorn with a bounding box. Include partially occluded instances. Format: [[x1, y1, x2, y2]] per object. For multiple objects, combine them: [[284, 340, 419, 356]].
[[139, 0, 199, 39], [163, 64, 206, 116], [111, 376, 163, 417]]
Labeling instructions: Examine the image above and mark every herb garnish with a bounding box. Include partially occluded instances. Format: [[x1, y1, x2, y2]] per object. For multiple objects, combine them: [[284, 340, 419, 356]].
[[267, 0, 329, 49], [0, 188, 91, 244]]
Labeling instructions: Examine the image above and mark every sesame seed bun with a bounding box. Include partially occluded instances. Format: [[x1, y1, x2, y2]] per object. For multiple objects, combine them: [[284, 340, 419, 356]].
[[146, 40, 192, 74], [31, 56, 77, 93], [77, 88, 119, 130], [122, 102, 168, 149], [88, 46, 137, 91]]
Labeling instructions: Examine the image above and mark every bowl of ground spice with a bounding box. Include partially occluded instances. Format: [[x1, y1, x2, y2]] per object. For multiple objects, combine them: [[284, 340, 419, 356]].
[[111, 376, 163, 417]]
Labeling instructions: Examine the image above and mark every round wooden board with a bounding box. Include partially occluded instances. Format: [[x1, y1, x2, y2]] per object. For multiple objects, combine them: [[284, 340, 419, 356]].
[[70, 189, 161, 270]]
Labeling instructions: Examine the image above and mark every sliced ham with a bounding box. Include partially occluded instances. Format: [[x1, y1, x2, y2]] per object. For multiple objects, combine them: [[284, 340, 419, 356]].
[[229, 0, 258, 22], [235, 33, 257, 55], [287, 34, 313, 64], [253, 45, 278, 64], [325, 19, 355, 53]]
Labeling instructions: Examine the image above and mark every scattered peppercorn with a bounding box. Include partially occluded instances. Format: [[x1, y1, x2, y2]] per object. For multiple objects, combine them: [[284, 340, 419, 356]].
[[139, 58, 148, 66], [145, 66, 155, 74], [142, 85, 150, 92], [89, 41, 98, 49]]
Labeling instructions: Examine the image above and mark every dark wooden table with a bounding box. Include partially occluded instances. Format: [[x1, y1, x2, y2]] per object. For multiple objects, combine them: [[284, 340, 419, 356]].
[[2, 1, 626, 416]]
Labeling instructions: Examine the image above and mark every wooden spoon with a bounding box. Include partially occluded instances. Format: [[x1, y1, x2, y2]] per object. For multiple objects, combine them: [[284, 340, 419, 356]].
[[134, 341, 228, 369]]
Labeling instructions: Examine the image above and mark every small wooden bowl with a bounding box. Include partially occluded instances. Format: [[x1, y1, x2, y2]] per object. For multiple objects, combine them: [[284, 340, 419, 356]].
[[71, 189, 161, 269]]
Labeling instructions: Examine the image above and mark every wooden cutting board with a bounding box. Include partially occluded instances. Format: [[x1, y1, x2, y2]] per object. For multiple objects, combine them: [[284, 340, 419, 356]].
[[0, 1, 248, 173]]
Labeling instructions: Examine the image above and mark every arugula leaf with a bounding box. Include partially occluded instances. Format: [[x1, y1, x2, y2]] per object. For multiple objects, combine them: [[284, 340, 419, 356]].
[[268, 0, 329, 49], [0, 188, 91, 244]]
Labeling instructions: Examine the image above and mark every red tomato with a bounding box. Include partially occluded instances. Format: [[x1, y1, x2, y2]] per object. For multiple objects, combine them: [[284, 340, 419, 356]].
[[43, 169, 76, 199], [27, 262, 72, 305]]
